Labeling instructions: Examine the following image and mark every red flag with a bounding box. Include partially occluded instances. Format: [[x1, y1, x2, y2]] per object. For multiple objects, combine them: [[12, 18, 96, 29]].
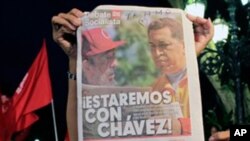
[[0, 40, 53, 140]]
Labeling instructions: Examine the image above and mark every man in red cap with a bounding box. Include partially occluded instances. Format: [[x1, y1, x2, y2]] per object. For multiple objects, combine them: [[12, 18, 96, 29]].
[[78, 27, 125, 139], [81, 27, 124, 85], [60, 26, 125, 140]]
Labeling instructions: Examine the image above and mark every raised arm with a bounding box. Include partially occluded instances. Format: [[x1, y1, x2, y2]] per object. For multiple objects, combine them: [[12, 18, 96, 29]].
[[52, 8, 84, 141]]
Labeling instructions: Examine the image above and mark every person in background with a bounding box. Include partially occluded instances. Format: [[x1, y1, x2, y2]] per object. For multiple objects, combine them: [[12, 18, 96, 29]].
[[51, 8, 219, 141], [209, 130, 230, 141]]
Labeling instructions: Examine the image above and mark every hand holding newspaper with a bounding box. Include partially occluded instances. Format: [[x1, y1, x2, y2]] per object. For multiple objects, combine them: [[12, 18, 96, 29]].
[[76, 5, 204, 141]]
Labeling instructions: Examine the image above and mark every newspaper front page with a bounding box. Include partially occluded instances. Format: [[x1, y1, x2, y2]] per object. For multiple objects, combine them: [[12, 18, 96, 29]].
[[76, 5, 204, 141]]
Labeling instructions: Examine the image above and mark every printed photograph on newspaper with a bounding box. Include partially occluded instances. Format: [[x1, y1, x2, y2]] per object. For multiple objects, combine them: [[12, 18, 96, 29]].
[[76, 5, 204, 141]]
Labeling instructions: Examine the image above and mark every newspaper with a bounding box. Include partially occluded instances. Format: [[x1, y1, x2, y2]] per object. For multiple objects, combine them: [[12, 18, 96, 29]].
[[76, 5, 204, 141]]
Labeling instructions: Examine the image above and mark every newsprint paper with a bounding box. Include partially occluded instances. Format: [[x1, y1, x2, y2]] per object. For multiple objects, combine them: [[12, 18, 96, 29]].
[[76, 5, 204, 141]]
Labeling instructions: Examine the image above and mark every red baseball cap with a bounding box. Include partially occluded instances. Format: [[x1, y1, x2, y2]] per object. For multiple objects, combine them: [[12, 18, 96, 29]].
[[82, 28, 125, 56]]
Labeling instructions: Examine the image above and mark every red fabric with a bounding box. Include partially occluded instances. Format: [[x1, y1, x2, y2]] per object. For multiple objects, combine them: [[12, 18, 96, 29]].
[[64, 131, 70, 141], [178, 118, 191, 135], [0, 40, 53, 141], [82, 28, 125, 56]]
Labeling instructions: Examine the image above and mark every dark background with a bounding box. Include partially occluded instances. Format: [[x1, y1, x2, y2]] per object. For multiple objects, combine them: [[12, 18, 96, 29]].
[[0, 0, 248, 140]]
